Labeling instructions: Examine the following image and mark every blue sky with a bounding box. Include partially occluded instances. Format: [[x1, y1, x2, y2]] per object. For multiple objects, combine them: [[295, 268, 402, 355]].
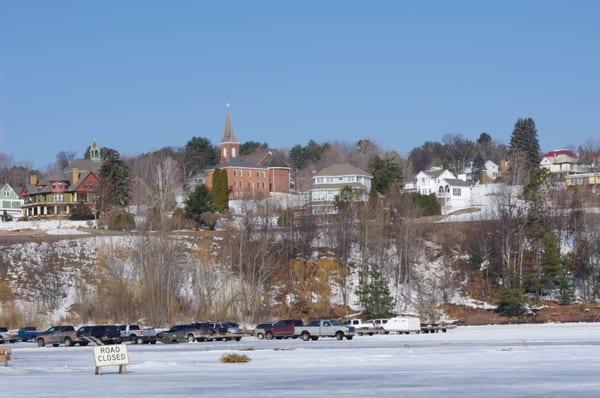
[[1, 1, 599, 167]]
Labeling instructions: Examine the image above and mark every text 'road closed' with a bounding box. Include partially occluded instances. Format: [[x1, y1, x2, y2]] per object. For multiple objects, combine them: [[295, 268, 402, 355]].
[[93, 344, 129, 367]]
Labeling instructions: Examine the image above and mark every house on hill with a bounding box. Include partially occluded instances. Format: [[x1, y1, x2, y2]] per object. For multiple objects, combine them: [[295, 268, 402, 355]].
[[20, 140, 102, 219], [308, 163, 372, 214], [412, 167, 472, 214], [0, 184, 24, 220], [540, 149, 579, 174], [204, 106, 291, 199]]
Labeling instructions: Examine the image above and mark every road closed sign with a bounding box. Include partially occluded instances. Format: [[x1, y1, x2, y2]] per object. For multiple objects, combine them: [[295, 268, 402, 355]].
[[93, 344, 129, 370]]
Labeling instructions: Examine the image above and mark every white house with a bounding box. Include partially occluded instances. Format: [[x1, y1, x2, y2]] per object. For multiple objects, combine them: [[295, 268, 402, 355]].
[[309, 163, 372, 214], [463, 160, 500, 181], [414, 167, 456, 195], [540, 149, 579, 174], [0, 183, 24, 220], [413, 167, 472, 214]]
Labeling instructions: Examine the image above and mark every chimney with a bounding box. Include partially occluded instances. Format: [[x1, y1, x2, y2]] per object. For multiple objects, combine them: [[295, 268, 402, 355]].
[[72, 167, 79, 185], [30, 174, 38, 185]]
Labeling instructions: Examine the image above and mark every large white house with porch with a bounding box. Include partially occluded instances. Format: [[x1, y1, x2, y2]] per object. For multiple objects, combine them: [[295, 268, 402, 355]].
[[412, 167, 472, 214]]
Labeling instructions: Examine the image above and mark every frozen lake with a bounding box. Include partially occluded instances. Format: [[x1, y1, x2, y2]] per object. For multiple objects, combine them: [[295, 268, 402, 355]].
[[3, 322, 600, 397]]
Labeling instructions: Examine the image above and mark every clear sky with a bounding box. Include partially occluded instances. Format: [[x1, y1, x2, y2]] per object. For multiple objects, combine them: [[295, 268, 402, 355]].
[[1, 1, 599, 167]]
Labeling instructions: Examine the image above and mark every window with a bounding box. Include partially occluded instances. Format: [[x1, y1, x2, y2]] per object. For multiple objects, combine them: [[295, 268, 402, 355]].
[[261, 182, 265, 189], [453, 188, 461, 196], [248, 182, 251, 188], [232, 148, 236, 158], [233, 170, 237, 176], [256, 171, 260, 177], [261, 171, 266, 178], [256, 182, 260, 188]]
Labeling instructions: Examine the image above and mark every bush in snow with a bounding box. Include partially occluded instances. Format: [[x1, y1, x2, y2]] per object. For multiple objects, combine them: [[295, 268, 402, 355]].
[[220, 353, 251, 363]]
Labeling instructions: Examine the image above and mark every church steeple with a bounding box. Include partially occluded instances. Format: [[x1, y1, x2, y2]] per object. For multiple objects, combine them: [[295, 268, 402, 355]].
[[220, 103, 240, 162]]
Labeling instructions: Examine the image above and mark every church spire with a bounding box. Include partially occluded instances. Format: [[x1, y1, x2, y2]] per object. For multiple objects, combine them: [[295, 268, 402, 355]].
[[221, 103, 238, 144], [219, 104, 240, 162]]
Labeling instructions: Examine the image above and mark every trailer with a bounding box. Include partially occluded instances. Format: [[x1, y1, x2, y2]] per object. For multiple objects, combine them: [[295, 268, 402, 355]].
[[420, 323, 457, 333]]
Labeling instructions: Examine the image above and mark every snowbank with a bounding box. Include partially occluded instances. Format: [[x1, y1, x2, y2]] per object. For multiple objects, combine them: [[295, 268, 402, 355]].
[[0, 220, 93, 235]]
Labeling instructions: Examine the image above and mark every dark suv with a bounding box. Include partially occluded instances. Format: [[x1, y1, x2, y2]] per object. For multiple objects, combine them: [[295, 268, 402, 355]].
[[76, 325, 122, 345]]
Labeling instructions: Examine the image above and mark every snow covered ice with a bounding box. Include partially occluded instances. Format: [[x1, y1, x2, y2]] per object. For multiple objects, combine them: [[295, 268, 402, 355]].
[[3, 322, 600, 397]]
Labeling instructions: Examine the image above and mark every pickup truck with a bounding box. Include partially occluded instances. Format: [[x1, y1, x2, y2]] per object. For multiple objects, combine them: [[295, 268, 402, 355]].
[[118, 324, 158, 344], [344, 319, 384, 336], [295, 319, 355, 341], [18, 327, 41, 342], [264, 319, 355, 341]]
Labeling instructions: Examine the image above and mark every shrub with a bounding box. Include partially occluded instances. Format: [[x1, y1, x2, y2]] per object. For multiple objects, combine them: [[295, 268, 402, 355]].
[[496, 288, 527, 317], [109, 212, 136, 231], [220, 353, 251, 363], [69, 202, 95, 220], [406, 193, 441, 216]]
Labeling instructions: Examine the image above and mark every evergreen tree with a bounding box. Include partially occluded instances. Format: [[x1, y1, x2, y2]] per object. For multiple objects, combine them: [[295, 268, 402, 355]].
[[356, 267, 395, 318], [182, 137, 219, 177], [185, 185, 215, 225], [333, 185, 357, 212], [368, 184, 378, 211], [211, 169, 229, 212], [98, 150, 130, 207], [239, 141, 268, 156], [470, 154, 485, 182], [508, 117, 541, 175], [541, 232, 562, 290], [369, 155, 403, 194]]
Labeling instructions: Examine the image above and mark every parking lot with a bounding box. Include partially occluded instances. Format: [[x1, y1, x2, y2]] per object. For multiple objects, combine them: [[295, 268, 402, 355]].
[[3, 323, 600, 397]]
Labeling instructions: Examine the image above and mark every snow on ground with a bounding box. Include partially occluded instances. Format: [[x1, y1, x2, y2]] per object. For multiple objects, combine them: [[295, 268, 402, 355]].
[[0, 220, 93, 235], [3, 323, 600, 397]]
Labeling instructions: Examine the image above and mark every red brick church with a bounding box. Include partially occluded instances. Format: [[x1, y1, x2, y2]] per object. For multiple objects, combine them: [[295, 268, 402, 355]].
[[204, 106, 291, 198]]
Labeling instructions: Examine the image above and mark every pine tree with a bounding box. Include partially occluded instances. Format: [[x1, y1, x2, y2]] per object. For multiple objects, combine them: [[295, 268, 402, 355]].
[[185, 185, 215, 225], [98, 150, 130, 207], [541, 232, 562, 290], [508, 117, 541, 176], [356, 267, 395, 318], [211, 169, 229, 212]]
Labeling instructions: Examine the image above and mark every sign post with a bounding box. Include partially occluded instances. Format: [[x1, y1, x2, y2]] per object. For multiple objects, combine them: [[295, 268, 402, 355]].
[[0, 347, 11, 366], [93, 344, 129, 375]]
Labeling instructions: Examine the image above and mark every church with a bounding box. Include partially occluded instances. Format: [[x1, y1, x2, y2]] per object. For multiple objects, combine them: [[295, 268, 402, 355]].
[[204, 106, 291, 199]]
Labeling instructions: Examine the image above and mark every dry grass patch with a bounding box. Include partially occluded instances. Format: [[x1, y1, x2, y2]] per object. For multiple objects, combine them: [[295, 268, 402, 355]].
[[220, 353, 251, 363]]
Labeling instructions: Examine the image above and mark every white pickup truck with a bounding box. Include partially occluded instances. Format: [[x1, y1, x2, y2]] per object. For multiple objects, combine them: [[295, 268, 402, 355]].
[[295, 319, 355, 341], [344, 319, 385, 336]]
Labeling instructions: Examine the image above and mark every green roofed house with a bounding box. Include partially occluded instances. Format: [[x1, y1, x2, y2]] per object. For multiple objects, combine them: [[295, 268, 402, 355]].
[[0, 183, 25, 221]]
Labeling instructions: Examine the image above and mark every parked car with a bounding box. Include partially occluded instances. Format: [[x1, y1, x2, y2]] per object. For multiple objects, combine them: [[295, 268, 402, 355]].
[[0, 327, 18, 344], [118, 324, 157, 344], [36, 325, 81, 347], [344, 319, 382, 336], [76, 325, 122, 345], [381, 316, 421, 334], [17, 327, 41, 342], [254, 322, 275, 340], [190, 322, 242, 341], [158, 324, 211, 343], [295, 319, 355, 341], [263, 319, 304, 339]]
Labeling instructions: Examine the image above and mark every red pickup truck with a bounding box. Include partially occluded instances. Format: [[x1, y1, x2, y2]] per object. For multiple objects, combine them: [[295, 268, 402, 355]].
[[263, 319, 303, 339]]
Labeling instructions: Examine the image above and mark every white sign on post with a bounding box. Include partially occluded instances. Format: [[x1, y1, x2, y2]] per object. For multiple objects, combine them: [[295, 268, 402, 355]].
[[93, 344, 129, 375]]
